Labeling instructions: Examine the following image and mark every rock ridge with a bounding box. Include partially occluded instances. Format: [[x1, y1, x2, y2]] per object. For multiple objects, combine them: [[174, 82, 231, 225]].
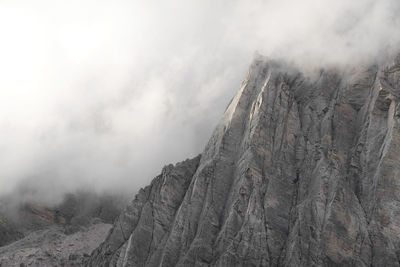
[[88, 54, 400, 267]]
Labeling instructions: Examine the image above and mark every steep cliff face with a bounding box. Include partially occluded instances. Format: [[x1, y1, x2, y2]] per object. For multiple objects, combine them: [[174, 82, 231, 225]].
[[88, 55, 400, 267]]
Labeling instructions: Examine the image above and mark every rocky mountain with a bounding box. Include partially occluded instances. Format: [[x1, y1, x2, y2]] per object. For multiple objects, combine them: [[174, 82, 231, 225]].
[[0, 192, 127, 266], [87, 54, 400, 267], [0, 223, 112, 267]]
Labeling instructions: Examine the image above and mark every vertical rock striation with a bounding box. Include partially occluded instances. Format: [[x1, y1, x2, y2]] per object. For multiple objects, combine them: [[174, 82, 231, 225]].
[[88, 54, 400, 267]]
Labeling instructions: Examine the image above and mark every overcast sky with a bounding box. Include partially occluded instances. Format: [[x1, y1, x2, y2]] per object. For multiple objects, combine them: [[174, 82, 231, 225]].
[[0, 0, 399, 203]]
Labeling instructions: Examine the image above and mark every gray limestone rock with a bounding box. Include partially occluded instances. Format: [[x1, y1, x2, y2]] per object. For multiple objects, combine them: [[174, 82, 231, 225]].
[[0, 223, 112, 267], [88, 55, 400, 267]]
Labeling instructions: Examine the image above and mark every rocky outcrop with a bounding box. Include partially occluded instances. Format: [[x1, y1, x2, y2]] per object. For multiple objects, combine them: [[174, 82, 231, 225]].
[[0, 223, 112, 267], [0, 218, 23, 247], [87, 156, 201, 266], [0, 192, 127, 266], [88, 54, 400, 267]]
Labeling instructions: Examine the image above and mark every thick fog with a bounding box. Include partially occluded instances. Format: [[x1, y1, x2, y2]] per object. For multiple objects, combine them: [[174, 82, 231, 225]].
[[0, 0, 399, 203]]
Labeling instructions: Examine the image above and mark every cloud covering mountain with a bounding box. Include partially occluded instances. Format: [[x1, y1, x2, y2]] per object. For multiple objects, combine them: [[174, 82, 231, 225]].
[[0, 0, 399, 202]]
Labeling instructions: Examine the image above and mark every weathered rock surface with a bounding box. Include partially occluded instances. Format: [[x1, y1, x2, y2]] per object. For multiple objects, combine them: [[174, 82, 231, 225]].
[[0, 217, 23, 247], [0, 223, 112, 267], [0, 192, 127, 266], [88, 54, 400, 267]]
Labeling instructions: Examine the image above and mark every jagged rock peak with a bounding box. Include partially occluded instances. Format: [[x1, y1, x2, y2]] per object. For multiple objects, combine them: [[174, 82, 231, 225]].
[[88, 54, 400, 267]]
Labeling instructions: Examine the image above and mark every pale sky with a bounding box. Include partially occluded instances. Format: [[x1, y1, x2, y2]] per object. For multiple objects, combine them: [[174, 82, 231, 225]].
[[0, 0, 399, 203]]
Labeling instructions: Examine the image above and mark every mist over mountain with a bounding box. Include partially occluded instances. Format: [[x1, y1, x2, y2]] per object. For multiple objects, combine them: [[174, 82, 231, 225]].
[[0, 0, 399, 204], [87, 53, 400, 266], [1, 1, 400, 266]]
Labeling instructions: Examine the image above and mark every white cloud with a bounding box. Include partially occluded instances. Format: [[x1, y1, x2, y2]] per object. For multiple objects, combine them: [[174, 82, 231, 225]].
[[0, 0, 399, 202]]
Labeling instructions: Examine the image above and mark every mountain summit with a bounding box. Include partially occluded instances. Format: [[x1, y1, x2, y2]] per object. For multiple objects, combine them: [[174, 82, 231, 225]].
[[88, 55, 400, 267]]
